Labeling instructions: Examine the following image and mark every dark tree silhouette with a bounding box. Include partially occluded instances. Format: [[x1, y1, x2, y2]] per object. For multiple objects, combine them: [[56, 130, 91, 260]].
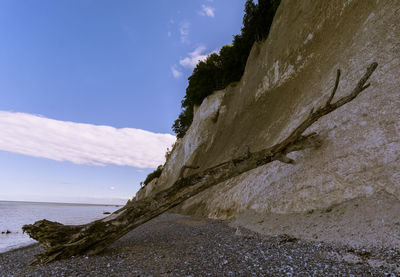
[[173, 0, 281, 138]]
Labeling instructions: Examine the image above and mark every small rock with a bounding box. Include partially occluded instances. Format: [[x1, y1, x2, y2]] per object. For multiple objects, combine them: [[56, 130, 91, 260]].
[[235, 227, 242, 236], [342, 254, 362, 264]]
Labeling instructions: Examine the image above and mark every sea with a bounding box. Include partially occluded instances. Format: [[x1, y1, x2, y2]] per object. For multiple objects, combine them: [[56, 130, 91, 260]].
[[0, 201, 121, 253]]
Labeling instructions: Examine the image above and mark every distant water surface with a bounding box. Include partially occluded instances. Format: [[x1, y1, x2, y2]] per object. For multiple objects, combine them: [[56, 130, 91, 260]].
[[0, 201, 121, 253]]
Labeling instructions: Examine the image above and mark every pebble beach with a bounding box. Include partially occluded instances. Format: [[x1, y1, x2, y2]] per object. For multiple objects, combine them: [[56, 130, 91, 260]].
[[0, 213, 398, 276]]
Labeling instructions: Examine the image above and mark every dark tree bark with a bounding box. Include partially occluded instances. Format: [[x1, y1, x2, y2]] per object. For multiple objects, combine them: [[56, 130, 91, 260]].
[[23, 63, 378, 265]]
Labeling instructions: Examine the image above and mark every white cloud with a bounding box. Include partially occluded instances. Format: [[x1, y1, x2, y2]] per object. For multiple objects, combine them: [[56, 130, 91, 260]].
[[0, 111, 176, 169], [179, 21, 190, 43], [179, 45, 215, 69], [199, 5, 215, 17], [109, 186, 116, 190], [167, 31, 172, 37], [171, 64, 183, 78]]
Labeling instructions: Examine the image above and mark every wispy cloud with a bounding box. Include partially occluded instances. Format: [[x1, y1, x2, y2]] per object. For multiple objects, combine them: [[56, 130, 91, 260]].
[[179, 21, 190, 43], [171, 64, 183, 78], [0, 111, 175, 168], [199, 5, 215, 17], [168, 19, 174, 38], [179, 45, 215, 69]]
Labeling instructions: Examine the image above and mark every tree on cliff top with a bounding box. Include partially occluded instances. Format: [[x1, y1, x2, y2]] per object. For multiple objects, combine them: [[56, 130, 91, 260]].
[[173, 0, 281, 138]]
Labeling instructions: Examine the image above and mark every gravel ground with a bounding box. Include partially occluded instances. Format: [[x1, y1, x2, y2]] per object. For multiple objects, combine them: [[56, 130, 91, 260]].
[[0, 213, 398, 276]]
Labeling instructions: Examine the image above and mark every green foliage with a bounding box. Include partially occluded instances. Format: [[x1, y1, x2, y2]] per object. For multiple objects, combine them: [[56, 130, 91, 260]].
[[172, 105, 194, 139], [173, 0, 281, 138], [142, 165, 164, 186]]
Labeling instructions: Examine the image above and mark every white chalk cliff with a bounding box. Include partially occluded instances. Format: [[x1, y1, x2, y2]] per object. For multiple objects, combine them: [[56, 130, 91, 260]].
[[137, 0, 400, 249]]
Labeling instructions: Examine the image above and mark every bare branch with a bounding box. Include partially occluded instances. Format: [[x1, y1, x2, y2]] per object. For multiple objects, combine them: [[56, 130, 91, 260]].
[[330, 62, 378, 108], [272, 62, 378, 154], [362, 83, 371, 91], [326, 69, 341, 106]]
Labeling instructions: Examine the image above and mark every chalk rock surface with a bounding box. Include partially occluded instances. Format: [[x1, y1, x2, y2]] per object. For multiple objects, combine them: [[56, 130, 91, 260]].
[[136, 0, 400, 247]]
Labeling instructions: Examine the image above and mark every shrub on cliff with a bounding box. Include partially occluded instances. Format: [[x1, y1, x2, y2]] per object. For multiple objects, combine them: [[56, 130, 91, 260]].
[[172, 0, 281, 138], [142, 165, 164, 187]]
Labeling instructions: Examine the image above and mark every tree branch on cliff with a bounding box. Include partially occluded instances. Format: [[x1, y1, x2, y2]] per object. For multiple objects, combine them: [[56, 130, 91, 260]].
[[22, 62, 378, 265], [326, 69, 341, 106]]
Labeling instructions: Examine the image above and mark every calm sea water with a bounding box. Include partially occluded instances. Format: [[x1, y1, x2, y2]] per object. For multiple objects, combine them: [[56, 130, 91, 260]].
[[0, 201, 121, 253]]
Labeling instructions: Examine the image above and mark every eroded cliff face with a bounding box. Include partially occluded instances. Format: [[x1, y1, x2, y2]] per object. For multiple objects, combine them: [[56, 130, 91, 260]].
[[137, 0, 399, 220]]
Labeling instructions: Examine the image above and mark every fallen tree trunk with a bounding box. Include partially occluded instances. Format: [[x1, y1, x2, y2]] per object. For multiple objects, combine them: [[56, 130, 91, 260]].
[[23, 63, 378, 264]]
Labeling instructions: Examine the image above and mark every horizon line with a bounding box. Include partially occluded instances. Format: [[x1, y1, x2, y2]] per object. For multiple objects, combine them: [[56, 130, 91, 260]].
[[0, 199, 124, 207]]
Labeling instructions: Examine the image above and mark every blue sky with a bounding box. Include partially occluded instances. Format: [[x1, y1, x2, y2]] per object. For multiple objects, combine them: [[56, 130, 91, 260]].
[[0, 0, 246, 204]]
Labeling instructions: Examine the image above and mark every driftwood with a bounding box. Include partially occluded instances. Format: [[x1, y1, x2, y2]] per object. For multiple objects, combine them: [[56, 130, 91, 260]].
[[23, 63, 378, 264]]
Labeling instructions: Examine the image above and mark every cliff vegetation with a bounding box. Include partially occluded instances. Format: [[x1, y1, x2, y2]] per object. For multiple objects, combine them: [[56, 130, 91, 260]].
[[142, 0, 281, 187], [172, 0, 281, 138]]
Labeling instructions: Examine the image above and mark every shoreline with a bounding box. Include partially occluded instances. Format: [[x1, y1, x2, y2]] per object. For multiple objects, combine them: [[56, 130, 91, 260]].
[[1, 213, 399, 276], [0, 201, 122, 256], [0, 242, 39, 255]]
